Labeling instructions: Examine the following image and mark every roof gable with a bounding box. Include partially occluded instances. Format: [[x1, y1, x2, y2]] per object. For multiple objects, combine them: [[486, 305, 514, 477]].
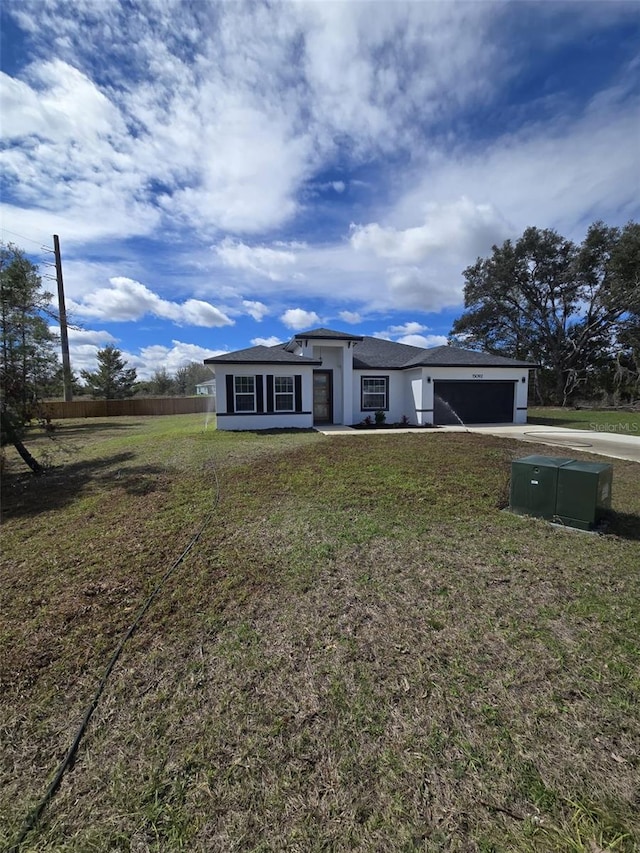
[[205, 345, 321, 365], [293, 327, 364, 342]]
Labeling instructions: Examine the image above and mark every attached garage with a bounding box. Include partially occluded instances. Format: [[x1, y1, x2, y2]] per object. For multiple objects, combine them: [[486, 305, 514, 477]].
[[433, 380, 515, 425]]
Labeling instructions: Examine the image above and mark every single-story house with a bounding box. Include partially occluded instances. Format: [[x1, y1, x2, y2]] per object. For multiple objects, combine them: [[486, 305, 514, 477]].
[[204, 327, 536, 430], [195, 379, 217, 396]]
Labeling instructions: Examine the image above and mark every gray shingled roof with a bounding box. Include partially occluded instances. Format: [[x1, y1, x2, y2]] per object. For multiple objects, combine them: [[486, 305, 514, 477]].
[[352, 337, 535, 369], [204, 345, 321, 365], [205, 332, 536, 369], [292, 327, 364, 342], [402, 345, 536, 369], [352, 336, 425, 369]]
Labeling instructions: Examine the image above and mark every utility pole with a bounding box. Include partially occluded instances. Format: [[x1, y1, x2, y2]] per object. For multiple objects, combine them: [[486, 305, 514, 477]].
[[53, 234, 73, 401]]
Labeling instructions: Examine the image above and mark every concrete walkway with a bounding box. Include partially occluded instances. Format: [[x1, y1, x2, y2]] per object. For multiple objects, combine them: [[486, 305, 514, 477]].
[[316, 423, 640, 463]]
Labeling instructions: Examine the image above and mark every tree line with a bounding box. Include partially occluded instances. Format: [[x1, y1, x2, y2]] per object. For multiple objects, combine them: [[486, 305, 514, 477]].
[[451, 221, 640, 406]]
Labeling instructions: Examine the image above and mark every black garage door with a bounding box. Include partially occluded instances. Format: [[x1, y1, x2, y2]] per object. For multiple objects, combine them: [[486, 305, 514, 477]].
[[434, 381, 515, 425]]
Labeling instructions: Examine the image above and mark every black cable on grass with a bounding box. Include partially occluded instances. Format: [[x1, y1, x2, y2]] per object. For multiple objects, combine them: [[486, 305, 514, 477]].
[[9, 460, 220, 853]]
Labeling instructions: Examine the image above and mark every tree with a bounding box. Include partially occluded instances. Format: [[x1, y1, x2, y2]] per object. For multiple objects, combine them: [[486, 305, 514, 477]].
[[1, 243, 61, 424], [450, 222, 640, 405], [174, 362, 214, 396], [80, 345, 137, 399], [149, 367, 176, 396]]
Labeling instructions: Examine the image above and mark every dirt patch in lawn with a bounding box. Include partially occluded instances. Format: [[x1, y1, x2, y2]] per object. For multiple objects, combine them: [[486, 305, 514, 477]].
[[2, 419, 639, 851]]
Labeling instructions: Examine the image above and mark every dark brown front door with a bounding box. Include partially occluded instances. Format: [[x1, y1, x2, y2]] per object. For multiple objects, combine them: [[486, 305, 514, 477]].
[[313, 371, 333, 423]]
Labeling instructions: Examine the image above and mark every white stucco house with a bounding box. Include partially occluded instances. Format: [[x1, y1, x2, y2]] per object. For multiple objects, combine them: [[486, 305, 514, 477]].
[[204, 327, 536, 431], [195, 379, 216, 396]]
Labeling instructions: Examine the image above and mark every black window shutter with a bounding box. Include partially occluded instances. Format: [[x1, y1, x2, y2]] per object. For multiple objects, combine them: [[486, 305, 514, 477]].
[[226, 375, 235, 414], [266, 375, 274, 412], [255, 374, 264, 413], [294, 375, 302, 412]]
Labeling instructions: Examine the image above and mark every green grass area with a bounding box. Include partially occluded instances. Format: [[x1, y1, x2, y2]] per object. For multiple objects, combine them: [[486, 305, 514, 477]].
[[2, 415, 639, 852], [529, 406, 640, 435]]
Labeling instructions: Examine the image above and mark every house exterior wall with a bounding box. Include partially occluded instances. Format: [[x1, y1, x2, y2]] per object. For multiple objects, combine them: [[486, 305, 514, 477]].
[[421, 366, 530, 424], [404, 368, 424, 425], [213, 364, 315, 430], [351, 370, 407, 424]]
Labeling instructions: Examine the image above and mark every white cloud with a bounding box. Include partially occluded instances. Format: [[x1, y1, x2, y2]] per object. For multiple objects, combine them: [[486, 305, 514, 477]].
[[385, 322, 428, 337], [280, 308, 321, 330], [217, 239, 300, 281], [393, 92, 640, 239], [350, 198, 510, 264], [0, 1, 507, 246], [251, 336, 283, 347], [68, 277, 233, 327], [372, 323, 447, 349], [339, 311, 362, 324], [398, 334, 448, 348], [137, 340, 226, 379], [49, 327, 117, 347], [2, 0, 638, 332], [386, 267, 464, 313], [242, 300, 270, 321]]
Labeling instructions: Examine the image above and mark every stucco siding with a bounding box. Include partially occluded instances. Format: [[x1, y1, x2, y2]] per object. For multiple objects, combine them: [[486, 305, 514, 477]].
[[213, 364, 315, 431], [352, 370, 407, 424], [216, 412, 314, 430]]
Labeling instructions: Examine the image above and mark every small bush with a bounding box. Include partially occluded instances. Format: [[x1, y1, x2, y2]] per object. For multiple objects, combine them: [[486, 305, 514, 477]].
[[374, 410, 386, 426]]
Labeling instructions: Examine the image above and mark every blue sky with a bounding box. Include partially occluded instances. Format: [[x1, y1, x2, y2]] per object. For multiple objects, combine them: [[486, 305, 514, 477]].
[[1, 0, 638, 380]]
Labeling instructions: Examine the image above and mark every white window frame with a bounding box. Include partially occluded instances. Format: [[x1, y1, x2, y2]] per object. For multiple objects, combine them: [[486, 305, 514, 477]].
[[274, 376, 294, 412], [361, 376, 389, 411], [234, 375, 256, 412]]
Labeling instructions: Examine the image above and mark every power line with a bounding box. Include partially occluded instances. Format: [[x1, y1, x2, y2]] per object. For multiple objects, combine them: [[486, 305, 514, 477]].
[[0, 227, 53, 251]]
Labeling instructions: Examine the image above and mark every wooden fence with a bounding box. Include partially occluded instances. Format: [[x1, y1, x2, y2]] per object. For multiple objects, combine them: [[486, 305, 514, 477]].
[[40, 397, 216, 420]]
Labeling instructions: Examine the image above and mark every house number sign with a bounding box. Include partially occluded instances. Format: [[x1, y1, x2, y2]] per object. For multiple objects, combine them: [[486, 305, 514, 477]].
[[472, 373, 484, 379]]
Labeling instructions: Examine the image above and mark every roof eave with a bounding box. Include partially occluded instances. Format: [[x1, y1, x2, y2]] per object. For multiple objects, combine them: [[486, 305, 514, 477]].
[[204, 357, 323, 366]]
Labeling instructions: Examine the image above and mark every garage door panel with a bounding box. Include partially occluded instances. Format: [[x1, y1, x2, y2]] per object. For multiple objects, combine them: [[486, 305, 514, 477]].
[[434, 381, 514, 425]]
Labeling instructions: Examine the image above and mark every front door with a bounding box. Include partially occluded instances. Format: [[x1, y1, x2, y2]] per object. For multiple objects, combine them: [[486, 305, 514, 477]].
[[313, 370, 333, 423]]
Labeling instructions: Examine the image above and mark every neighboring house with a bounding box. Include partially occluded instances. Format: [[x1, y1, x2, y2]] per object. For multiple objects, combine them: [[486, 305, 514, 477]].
[[204, 327, 536, 431], [195, 379, 217, 396]]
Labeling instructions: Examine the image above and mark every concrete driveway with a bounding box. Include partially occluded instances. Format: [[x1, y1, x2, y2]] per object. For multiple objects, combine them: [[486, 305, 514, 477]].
[[453, 424, 640, 463]]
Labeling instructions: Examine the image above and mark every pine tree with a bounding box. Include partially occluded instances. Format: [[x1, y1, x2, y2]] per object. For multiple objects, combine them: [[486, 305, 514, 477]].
[[0, 242, 60, 425], [80, 345, 137, 399]]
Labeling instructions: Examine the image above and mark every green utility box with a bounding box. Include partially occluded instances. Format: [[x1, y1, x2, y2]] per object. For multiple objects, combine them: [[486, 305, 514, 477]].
[[510, 455, 613, 530], [510, 456, 575, 520], [555, 461, 613, 530]]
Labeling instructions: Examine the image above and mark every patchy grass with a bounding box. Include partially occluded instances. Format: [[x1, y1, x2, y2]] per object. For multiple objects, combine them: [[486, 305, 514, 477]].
[[1, 415, 639, 852], [529, 406, 640, 435]]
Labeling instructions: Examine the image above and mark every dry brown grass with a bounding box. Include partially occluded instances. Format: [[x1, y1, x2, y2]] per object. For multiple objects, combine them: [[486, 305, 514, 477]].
[[1, 416, 639, 851]]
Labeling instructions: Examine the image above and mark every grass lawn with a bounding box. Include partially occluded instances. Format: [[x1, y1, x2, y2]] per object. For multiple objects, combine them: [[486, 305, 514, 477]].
[[1, 415, 639, 852], [528, 406, 640, 435]]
